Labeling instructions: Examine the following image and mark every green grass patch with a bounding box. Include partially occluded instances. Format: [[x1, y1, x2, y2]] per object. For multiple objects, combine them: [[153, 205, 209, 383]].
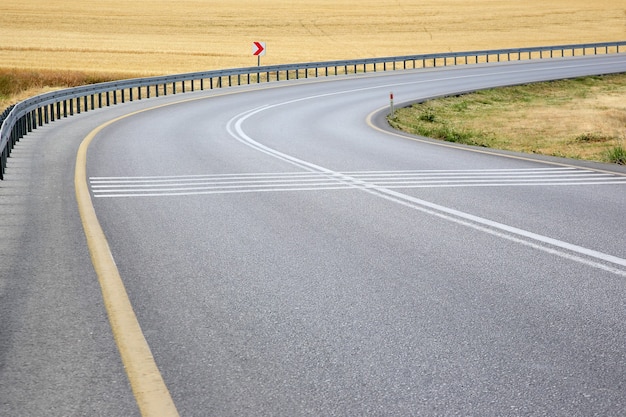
[[605, 145, 626, 165], [575, 132, 613, 143]]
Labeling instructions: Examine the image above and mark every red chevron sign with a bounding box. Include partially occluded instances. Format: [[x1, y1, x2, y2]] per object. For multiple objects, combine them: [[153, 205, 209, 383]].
[[252, 42, 266, 56]]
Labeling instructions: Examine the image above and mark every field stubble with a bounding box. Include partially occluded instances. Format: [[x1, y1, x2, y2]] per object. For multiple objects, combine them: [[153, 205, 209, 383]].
[[1, 0, 625, 162], [2, 0, 624, 75]]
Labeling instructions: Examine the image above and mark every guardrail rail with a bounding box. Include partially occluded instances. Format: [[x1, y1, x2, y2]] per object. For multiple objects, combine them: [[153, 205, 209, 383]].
[[1, 41, 625, 180]]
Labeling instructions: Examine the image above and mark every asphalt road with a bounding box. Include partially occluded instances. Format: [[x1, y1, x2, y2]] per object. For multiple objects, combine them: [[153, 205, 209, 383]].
[[2, 55, 626, 416]]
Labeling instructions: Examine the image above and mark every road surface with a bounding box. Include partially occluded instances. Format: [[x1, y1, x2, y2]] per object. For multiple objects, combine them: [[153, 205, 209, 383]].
[[1, 55, 626, 416]]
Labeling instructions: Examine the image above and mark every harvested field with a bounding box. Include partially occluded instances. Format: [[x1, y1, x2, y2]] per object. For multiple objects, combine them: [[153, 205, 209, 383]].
[[1, 1, 624, 75]]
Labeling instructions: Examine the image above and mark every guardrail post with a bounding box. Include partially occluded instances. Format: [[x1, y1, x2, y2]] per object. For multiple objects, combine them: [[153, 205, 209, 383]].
[[1, 148, 5, 179], [0, 148, 5, 180], [17, 117, 23, 141]]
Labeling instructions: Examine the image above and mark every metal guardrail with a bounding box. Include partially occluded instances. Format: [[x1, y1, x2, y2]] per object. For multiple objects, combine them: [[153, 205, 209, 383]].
[[1, 40, 625, 180]]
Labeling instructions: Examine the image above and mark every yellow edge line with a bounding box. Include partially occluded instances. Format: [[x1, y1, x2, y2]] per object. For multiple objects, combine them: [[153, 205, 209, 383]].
[[366, 106, 626, 177], [73, 80, 322, 415], [75, 107, 180, 417], [76, 80, 622, 415]]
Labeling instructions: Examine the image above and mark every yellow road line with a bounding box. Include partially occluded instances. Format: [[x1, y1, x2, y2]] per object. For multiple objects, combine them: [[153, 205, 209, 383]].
[[73, 82, 306, 415], [75, 109, 180, 417], [75, 79, 622, 415]]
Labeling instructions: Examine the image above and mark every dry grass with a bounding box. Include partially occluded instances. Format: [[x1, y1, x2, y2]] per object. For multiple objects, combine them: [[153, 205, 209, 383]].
[[0, 68, 131, 104], [389, 75, 626, 163]]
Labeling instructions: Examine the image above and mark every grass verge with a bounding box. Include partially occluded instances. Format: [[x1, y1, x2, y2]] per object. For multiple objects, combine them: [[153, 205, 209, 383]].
[[388, 73, 626, 164]]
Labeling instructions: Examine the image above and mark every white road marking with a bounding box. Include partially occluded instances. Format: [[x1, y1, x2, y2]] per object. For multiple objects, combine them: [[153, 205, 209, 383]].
[[225, 105, 626, 277], [89, 63, 626, 276], [90, 167, 626, 196]]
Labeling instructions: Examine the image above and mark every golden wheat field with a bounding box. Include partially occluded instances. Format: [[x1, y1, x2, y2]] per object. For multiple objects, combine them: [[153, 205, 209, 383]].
[[1, 0, 625, 76]]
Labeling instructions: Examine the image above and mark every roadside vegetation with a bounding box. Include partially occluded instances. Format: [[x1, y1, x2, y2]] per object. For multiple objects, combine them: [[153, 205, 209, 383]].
[[0, 68, 134, 110], [388, 74, 626, 164]]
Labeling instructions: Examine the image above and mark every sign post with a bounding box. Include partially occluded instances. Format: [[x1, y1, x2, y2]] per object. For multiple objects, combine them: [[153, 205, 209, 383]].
[[252, 42, 266, 66]]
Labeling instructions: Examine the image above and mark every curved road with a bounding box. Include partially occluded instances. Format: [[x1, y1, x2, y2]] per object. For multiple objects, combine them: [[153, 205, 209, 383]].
[[2, 55, 626, 416]]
